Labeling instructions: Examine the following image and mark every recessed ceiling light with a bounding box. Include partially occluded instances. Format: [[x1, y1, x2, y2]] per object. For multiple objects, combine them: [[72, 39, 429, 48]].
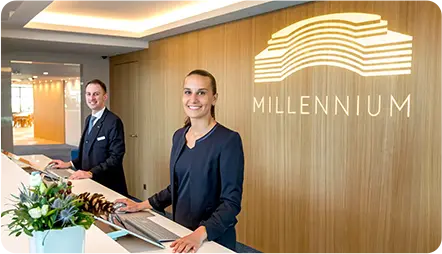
[[43, 72, 48, 75], [1, 67, 12, 72], [26, 0, 243, 35], [33, 76, 38, 78], [11, 60, 32, 64]]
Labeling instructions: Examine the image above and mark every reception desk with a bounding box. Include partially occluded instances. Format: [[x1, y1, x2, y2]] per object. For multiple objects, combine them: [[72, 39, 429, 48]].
[[1, 154, 233, 253]]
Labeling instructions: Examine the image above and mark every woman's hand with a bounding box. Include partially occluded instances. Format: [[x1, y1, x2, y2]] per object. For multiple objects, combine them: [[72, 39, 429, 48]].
[[69, 170, 92, 180], [49, 159, 71, 169], [170, 226, 207, 253], [113, 198, 151, 213]]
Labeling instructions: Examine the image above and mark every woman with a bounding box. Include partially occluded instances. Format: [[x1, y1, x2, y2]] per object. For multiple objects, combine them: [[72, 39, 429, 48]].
[[116, 69, 244, 253]]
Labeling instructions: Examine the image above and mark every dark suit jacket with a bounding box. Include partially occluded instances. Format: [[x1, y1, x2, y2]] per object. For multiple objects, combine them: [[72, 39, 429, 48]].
[[148, 124, 244, 251], [72, 108, 128, 196]]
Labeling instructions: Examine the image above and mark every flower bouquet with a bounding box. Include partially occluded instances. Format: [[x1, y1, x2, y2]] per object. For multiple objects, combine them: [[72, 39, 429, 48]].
[[1, 172, 114, 252]]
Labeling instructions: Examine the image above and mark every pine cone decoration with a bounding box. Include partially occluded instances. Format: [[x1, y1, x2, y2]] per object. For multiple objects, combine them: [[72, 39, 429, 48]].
[[77, 192, 114, 216]]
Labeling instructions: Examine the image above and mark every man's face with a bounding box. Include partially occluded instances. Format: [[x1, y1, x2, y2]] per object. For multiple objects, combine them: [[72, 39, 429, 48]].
[[85, 83, 107, 111]]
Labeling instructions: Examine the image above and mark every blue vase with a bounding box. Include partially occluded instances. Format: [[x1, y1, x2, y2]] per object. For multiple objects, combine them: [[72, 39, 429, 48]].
[[29, 226, 85, 253]]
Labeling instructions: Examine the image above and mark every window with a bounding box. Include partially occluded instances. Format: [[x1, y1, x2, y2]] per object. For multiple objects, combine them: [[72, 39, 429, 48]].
[[11, 85, 34, 113]]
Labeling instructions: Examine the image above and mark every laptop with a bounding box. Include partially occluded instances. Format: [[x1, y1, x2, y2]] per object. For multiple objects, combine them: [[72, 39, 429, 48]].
[[2, 150, 61, 182], [115, 211, 180, 243], [94, 215, 166, 249]]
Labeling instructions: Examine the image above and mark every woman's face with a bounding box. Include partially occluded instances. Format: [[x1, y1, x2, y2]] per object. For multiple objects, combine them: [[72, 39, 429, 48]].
[[182, 74, 217, 120]]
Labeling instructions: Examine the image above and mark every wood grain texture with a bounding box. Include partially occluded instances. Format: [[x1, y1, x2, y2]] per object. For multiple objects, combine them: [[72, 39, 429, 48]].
[[110, 52, 141, 197], [110, 1, 441, 252], [33, 81, 65, 143]]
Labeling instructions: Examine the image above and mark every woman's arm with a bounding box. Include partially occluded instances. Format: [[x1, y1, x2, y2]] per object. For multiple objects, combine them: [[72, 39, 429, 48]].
[[115, 129, 182, 214], [114, 185, 172, 212], [148, 184, 173, 212]]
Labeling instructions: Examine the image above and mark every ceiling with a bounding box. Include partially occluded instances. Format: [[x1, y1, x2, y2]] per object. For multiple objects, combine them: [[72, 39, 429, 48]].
[[1, 1, 308, 56], [43, 1, 197, 21], [2, 37, 143, 56], [10, 61, 80, 84]]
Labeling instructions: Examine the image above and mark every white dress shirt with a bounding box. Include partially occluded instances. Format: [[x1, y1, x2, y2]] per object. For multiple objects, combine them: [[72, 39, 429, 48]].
[[90, 107, 106, 127]]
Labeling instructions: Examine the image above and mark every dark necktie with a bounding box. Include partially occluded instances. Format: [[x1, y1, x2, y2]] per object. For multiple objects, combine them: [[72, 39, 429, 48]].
[[88, 116, 97, 134]]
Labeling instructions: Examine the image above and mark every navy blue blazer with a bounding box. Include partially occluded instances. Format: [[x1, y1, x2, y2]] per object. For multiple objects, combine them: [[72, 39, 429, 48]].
[[148, 124, 244, 250], [72, 108, 128, 196]]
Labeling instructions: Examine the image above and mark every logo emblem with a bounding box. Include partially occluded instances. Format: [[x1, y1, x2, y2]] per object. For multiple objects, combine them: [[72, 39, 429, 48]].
[[254, 13, 413, 83]]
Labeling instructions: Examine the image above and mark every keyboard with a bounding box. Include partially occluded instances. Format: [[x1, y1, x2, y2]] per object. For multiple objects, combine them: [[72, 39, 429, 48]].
[[124, 217, 180, 242], [47, 169, 72, 179]]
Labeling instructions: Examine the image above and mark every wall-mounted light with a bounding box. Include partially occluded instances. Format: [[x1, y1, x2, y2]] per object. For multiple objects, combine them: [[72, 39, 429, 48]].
[[254, 13, 413, 83], [43, 72, 48, 75]]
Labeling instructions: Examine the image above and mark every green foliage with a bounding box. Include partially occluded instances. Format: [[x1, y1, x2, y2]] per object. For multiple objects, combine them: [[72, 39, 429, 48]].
[[1, 173, 94, 237]]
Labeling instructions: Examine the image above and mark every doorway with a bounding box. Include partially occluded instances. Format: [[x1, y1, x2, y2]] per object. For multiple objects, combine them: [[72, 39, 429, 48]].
[[10, 61, 81, 148]]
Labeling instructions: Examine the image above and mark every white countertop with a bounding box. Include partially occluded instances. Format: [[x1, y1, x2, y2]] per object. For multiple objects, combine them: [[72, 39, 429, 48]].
[[1, 154, 233, 253]]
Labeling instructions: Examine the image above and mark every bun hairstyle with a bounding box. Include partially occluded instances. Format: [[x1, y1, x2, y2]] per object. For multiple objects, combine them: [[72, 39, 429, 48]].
[[184, 69, 217, 127]]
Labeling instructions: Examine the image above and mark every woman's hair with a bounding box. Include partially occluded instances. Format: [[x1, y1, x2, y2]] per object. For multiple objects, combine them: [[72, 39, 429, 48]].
[[184, 69, 217, 127]]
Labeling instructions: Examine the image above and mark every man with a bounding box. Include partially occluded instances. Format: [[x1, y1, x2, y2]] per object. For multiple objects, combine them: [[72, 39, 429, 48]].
[[50, 79, 128, 196]]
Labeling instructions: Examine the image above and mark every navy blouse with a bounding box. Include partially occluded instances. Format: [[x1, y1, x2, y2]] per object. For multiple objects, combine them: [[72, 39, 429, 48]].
[[174, 145, 193, 228]]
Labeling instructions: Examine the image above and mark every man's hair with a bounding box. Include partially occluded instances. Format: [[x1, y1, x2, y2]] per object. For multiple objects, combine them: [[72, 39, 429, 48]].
[[86, 79, 107, 93]]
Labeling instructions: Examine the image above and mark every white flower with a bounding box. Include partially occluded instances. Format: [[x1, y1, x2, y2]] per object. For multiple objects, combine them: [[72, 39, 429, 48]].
[[29, 173, 42, 187], [41, 205, 49, 216], [39, 182, 47, 193], [28, 207, 42, 219]]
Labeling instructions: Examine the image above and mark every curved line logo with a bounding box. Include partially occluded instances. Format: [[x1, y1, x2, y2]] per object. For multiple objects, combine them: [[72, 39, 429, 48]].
[[254, 13, 413, 83]]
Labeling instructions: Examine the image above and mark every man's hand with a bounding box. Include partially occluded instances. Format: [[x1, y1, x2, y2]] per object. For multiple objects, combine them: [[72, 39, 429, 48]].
[[170, 226, 207, 253], [49, 159, 71, 169], [69, 170, 92, 180]]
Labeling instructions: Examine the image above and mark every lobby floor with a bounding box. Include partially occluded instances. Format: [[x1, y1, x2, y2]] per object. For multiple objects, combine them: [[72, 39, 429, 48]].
[[13, 126, 62, 146]]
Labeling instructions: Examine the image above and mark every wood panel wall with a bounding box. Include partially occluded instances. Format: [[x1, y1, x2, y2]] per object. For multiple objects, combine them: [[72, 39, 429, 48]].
[[33, 81, 65, 143], [110, 1, 441, 252]]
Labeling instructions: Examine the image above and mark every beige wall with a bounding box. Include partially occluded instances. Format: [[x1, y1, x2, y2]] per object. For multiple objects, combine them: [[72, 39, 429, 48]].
[[110, 1, 441, 252], [33, 81, 65, 143]]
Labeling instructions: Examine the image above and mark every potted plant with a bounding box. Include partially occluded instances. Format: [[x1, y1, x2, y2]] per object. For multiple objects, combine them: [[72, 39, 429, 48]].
[[1, 172, 101, 253]]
